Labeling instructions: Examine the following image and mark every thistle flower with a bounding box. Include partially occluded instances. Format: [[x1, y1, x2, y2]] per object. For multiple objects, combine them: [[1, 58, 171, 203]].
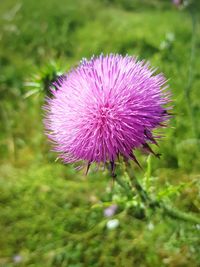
[[44, 54, 171, 174], [172, 0, 183, 6]]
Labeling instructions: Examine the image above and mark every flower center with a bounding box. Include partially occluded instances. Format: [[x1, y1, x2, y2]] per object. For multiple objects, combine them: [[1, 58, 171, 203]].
[[96, 105, 113, 125]]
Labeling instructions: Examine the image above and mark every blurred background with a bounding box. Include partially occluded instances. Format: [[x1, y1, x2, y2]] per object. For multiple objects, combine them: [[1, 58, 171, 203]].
[[0, 0, 200, 266]]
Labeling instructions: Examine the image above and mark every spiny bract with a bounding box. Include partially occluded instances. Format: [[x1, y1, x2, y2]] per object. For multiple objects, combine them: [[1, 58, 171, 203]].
[[44, 54, 171, 173]]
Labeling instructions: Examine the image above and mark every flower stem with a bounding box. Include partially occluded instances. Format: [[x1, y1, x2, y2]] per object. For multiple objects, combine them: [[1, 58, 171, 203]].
[[116, 168, 200, 224]]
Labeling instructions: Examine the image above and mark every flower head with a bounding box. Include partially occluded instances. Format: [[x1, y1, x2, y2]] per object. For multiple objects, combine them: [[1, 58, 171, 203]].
[[44, 54, 171, 173], [172, 0, 182, 6]]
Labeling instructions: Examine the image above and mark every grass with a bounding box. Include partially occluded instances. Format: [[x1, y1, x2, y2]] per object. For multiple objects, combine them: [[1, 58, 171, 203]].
[[0, 0, 200, 266]]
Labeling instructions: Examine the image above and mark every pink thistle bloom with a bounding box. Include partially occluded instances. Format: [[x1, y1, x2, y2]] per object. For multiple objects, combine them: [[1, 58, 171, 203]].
[[44, 54, 171, 175], [172, 0, 183, 7]]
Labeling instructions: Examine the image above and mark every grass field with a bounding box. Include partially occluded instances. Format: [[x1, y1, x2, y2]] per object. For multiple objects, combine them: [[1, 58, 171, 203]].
[[0, 0, 200, 266]]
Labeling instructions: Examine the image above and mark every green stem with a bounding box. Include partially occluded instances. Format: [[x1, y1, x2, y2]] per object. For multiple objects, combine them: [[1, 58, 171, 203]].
[[116, 168, 200, 224], [115, 175, 134, 199], [161, 203, 200, 224]]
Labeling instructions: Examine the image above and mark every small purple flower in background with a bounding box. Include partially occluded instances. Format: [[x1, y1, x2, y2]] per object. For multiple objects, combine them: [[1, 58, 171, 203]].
[[13, 255, 22, 263], [104, 204, 118, 217], [172, 0, 183, 6], [44, 54, 171, 174], [172, 0, 189, 8]]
